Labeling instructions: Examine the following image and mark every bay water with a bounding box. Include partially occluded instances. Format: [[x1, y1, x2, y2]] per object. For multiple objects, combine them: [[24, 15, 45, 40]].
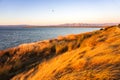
[[0, 27, 100, 50]]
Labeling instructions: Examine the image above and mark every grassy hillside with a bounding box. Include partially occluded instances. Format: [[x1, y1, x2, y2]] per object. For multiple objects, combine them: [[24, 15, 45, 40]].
[[0, 25, 120, 80]]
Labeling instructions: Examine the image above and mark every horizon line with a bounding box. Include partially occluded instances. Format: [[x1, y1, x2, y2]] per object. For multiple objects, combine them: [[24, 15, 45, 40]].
[[0, 22, 119, 26]]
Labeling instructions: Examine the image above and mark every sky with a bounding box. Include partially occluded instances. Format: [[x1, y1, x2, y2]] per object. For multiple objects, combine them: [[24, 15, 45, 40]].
[[0, 0, 120, 25]]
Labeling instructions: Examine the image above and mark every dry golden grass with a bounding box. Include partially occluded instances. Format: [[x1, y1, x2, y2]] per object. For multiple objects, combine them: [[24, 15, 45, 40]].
[[0, 25, 120, 80]]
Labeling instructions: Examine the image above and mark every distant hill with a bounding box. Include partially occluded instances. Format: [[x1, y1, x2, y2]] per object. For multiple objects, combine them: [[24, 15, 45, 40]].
[[0, 25, 120, 80], [0, 23, 119, 28], [26, 23, 119, 28], [0, 25, 27, 27], [58, 23, 119, 28]]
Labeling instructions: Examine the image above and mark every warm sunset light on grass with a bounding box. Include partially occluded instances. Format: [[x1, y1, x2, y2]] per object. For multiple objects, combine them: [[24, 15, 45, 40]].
[[0, 25, 120, 80], [0, 0, 120, 80]]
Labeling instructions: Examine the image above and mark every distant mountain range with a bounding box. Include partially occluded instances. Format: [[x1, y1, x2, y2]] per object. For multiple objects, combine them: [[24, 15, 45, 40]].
[[58, 23, 119, 28], [0, 25, 27, 27], [0, 23, 119, 28], [26, 23, 120, 28]]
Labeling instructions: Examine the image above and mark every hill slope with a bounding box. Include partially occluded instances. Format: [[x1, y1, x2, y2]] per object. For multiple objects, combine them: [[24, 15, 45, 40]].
[[0, 25, 120, 80]]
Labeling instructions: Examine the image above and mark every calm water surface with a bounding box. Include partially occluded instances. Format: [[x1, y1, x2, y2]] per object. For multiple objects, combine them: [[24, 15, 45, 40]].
[[0, 27, 100, 50]]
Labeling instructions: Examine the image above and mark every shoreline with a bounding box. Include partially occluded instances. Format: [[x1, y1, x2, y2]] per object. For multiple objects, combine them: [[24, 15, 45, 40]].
[[0, 25, 120, 80], [0, 27, 100, 51]]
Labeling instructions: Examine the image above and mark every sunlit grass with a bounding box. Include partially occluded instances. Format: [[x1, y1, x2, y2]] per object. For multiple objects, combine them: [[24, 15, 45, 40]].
[[0, 25, 120, 80]]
